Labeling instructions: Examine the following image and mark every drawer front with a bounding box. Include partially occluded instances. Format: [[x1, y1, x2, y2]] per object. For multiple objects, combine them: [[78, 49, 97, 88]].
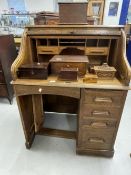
[[78, 125, 115, 150], [14, 85, 80, 99], [0, 72, 5, 83], [0, 85, 8, 97], [51, 62, 87, 76], [81, 89, 125, 107], [37, 46, 59, 54], [80, 104, 120, 119], [85, 47, 108, 55], [79, 117, 117, 128]]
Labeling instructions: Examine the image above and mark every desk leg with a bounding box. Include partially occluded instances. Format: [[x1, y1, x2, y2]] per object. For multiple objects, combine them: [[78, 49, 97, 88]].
[[16, 95, 35, 149], [32, 94, 44, 133]]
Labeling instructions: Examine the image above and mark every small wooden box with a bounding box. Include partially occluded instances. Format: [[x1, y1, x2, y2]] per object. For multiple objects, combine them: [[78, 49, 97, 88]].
[[17, 62, 49, 79], [83, 73, 98, 83], [50, 55, 88, 77], [58, 68, 78, 81], [94, 63, 116, 79], [59, 2, 88, 24]]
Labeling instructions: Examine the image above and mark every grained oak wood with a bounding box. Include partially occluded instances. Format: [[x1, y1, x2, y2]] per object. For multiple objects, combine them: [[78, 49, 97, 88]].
[[32, 94, 44, 132], [11, 25, 131, 157]]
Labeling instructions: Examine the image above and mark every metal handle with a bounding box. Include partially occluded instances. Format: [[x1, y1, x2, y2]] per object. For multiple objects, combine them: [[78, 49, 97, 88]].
[[89, 50, 105, 54], [92, 110, 110, 116], [88, 138, 105, 144], [91, 122, 108, 128], [94, 97, 112, 103], [41, 50, 53, 53]]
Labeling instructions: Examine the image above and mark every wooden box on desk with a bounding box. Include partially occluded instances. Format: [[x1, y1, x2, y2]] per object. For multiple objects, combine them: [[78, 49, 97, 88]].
[[17, 62, 49, 79], [58, 67, 78, 81], [59, 2, 88, 24], [50, 55, 88, 77], [94, 63, 116, 79]]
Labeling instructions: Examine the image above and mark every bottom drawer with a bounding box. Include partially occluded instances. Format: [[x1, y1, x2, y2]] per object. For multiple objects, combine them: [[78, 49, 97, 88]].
[[78, 125, 115, 150], [0, 85, 8, 97]]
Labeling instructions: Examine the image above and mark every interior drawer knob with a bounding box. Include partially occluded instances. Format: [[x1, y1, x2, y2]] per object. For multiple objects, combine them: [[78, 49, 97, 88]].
[[38, 88, 42, 93]]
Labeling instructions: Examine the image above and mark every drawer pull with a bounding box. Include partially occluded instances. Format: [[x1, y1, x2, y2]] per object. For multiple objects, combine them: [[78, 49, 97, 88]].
[[91, 122, 107, 128], [70, 31, 75, 34], [89, 138, 105, 144], [41, 50, 53, 53], [89, 51, 105, 54], [94, 97, 112, 103], [92, 110, 110, 116], [38, 88, 42, 93]]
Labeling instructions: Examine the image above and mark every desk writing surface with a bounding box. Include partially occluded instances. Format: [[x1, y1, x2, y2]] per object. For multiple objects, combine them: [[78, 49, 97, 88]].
[[12, 76, 130, 90]]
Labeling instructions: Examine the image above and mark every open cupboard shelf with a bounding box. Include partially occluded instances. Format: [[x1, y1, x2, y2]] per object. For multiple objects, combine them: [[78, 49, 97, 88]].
[[29, 37, 118, 65]]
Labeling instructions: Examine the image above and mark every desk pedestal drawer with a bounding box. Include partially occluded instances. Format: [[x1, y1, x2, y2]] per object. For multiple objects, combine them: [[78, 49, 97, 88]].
[[81, 89, 126, 107], [80, 104, 120, 119], [78, 125, 115, 150], [79, 117, 117, 127]]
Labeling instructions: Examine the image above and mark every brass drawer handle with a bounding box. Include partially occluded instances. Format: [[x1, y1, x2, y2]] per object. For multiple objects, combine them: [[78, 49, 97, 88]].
[[92, 110, 110, 116], [89, 51, 105, 54], [91, 122, 108, 128], [88, 138, 105, 144], [94, 97, 112, 103], [41, 50, 53, 53]]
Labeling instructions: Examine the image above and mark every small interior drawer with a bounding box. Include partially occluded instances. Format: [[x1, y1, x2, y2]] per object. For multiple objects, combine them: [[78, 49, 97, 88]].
[[37, 46, 59, 54], [81, 89, 125, 107], [85, 47, 108, 55], [78, 125, 115, 150]]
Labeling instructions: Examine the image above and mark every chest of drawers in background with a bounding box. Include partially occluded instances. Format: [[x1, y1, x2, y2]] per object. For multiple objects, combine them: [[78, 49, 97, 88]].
[[0, 35, 17, 104], [77, 89, 127, 157]]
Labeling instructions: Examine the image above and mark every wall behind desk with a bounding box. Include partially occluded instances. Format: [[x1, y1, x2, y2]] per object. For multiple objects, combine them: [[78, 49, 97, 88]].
[[25, 0, 54, 12], [103, 0, 123, 25], [0, 0, 8, 13], [0, 0, 55, 13]]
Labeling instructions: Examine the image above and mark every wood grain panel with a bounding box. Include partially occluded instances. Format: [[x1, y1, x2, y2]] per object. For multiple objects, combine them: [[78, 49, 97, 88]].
[[32, 95, 44, 132], [81, 89, 126, 107], [14, 84, 80, 99]]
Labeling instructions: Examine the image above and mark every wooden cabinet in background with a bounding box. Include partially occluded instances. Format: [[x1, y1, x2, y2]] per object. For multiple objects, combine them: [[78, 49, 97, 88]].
[[87, 0, 105, 24], [0, 35, 17, 103]]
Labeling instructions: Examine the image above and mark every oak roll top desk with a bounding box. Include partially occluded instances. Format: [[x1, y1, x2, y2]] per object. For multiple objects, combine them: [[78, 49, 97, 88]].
[[11, 25, 131, 157]]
